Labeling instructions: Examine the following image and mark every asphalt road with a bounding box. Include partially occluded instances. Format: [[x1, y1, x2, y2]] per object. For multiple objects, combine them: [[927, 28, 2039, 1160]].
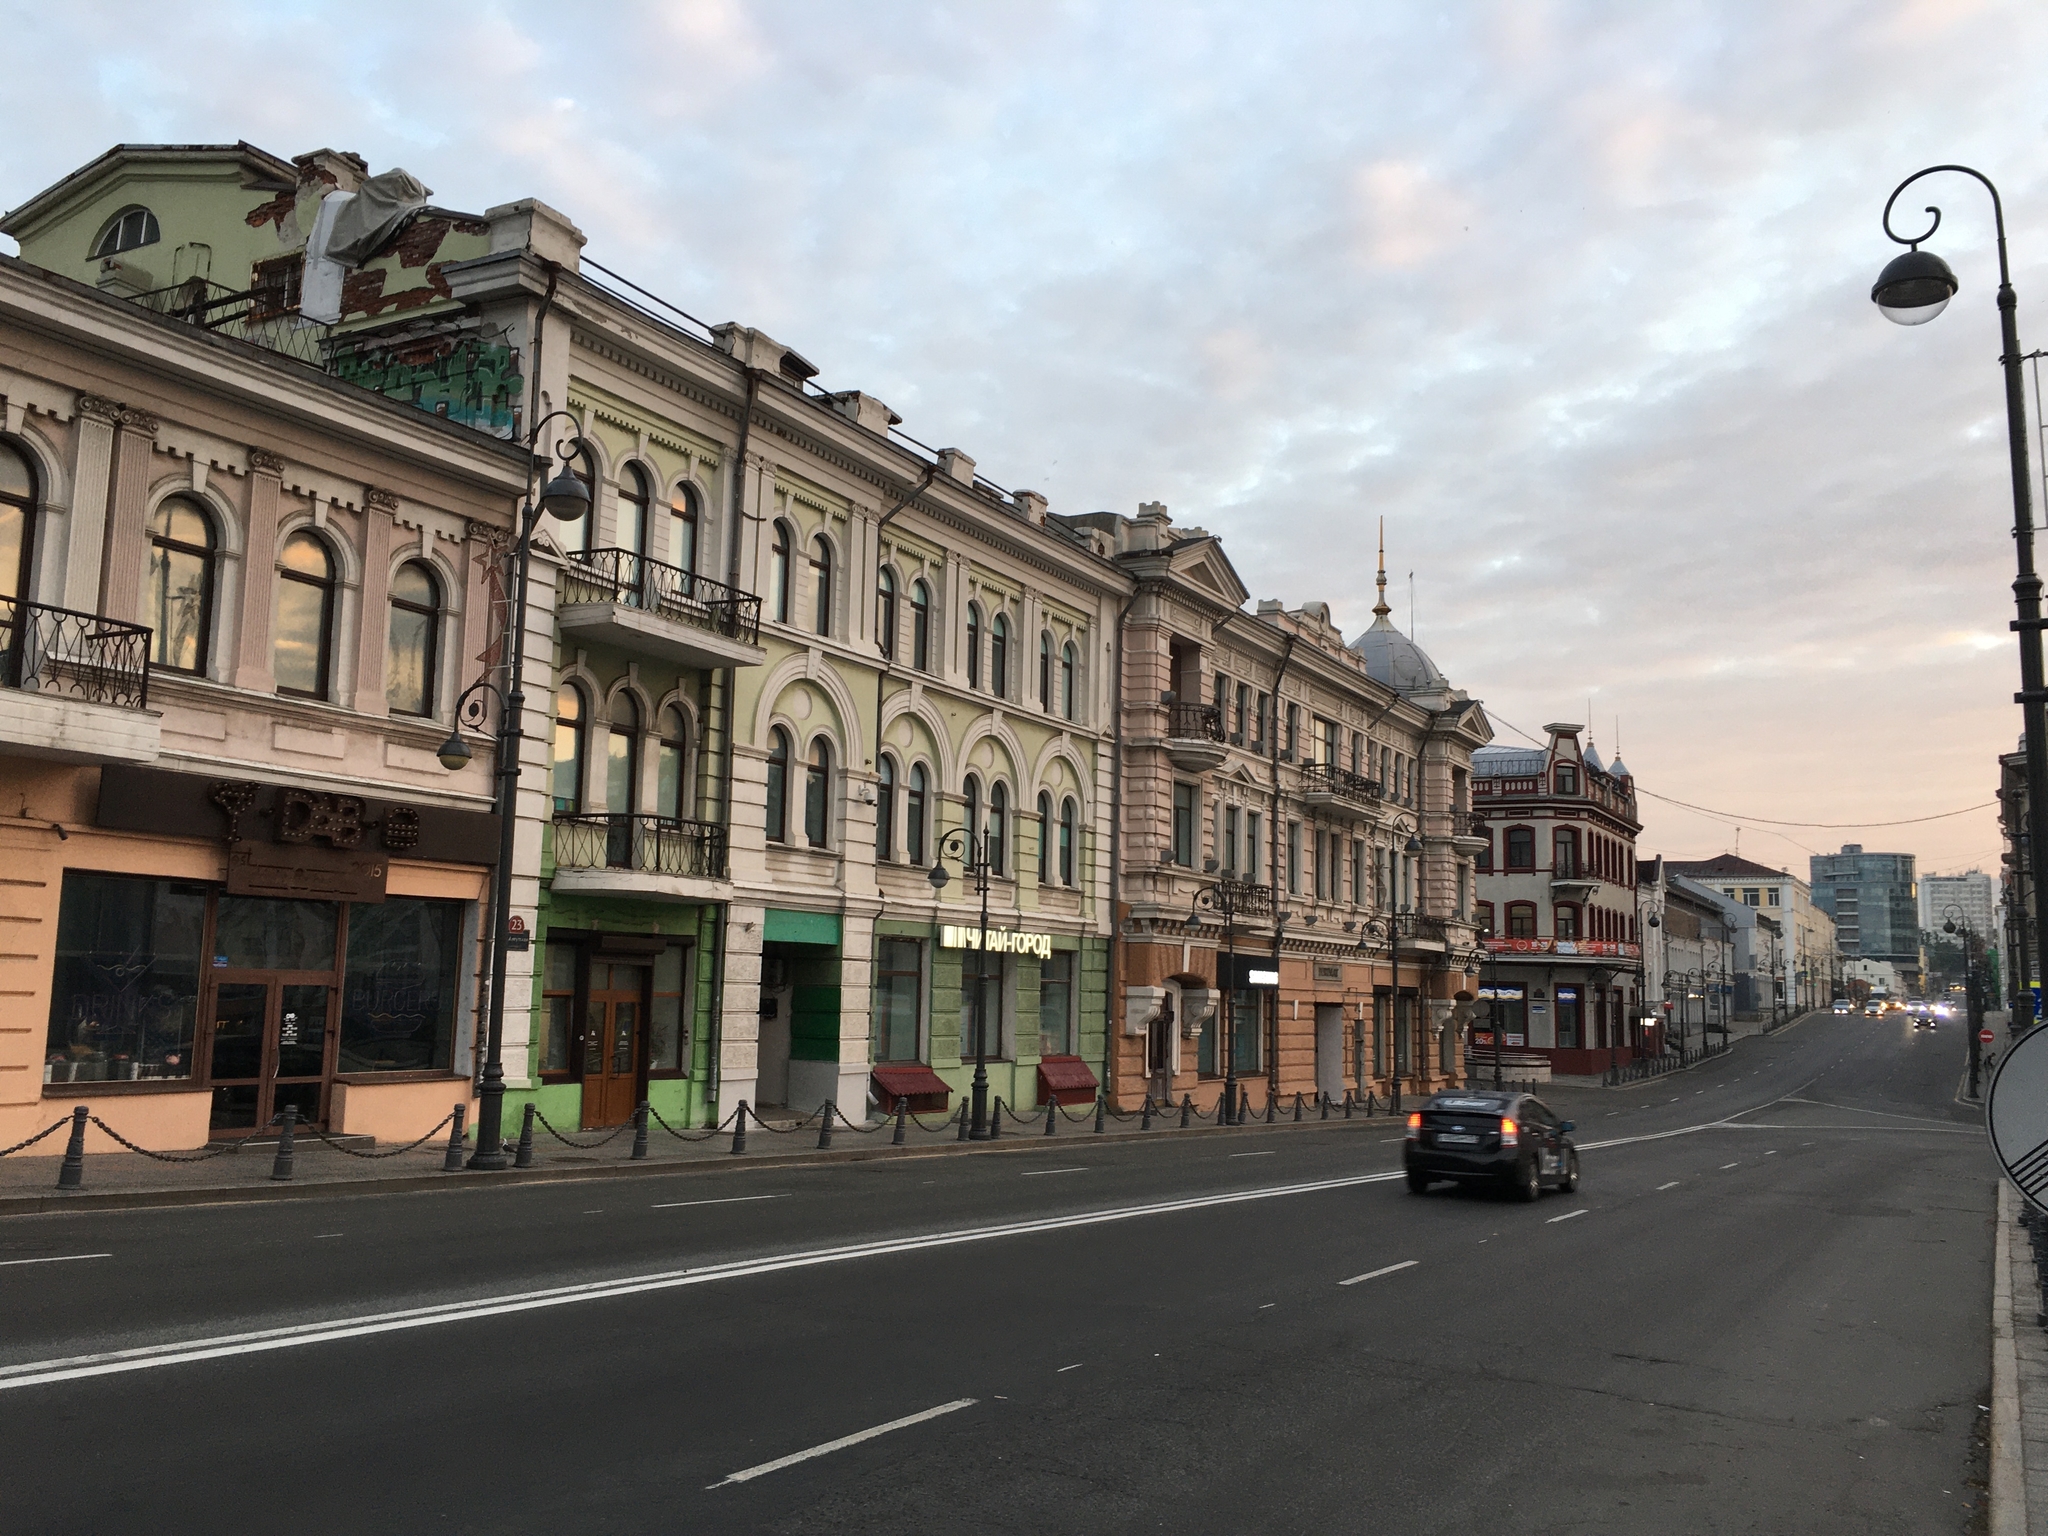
[[0, 1013, 1994, 1534]]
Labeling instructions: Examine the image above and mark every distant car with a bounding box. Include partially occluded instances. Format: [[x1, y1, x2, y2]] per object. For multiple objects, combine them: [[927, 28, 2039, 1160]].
[[1832, 1001, 1853, 1015], [1405, 1091, 1577, 1202], [1864, 1002, 1884, 1017], [1913, 1014, 1937, 1029]]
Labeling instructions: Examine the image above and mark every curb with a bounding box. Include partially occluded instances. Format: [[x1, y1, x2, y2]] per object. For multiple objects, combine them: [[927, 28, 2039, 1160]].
[[0, 1105, 1415, 1218], [1994, 1178, 2026, 1536]]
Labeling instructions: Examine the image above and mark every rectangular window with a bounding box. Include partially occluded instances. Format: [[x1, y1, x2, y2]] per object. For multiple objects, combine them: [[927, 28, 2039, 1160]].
[[542, 941, 575, 1073], [1287, 821, 1302, 894], [1223, 805, 1241, 876], [339, 897, 464, 1073], [1742, 888, 1760, 907], [1314, 830, 1329, 899], [1350, 732, 1363, 776], [1477, 901, 1495, 938], [1285, 703, 1300, 761], [874, 938, 923, 1062], [1766, 888, 1781, 906], [45, 874, 205, 1083], [1253, 693, 1269, 750], [1352, 839, 1365, 905], [960, 955, 1010, 1061], [1318, 717, 1340, 766], [1554, 829, 1577, 878], [1508, 904, 1536, 939], [1555, 905, 1579, 941], [1232, 990, 1263, 1073], [1246, 812, 1263, 882], [1172, 782, 1197, 867], [647, 945, 687, 1073], [1234, 683, 1249, 743], [1038, 950, 1075, 1057]]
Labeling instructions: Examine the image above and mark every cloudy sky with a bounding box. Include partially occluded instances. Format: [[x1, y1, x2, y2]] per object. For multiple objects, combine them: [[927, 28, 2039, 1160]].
[[4, 0, 2043, 881]]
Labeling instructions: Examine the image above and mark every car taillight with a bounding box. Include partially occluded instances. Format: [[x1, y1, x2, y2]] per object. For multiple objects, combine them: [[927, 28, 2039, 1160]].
[[1499, 1116, 1519, 1147], [1406, 1111, 1421, 1140]]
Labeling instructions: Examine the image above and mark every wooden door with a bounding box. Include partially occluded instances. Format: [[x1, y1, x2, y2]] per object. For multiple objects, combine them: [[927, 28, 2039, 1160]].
[[581, 961, 646, 1128]]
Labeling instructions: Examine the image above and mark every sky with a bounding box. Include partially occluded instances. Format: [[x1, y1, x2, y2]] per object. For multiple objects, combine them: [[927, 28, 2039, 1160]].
[[3, 0, 2043, 883]]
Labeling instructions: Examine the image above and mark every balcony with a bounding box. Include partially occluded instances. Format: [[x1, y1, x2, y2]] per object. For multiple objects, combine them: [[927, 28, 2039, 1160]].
[[1550, 860, 1599, 899], [1164, 702, 1227, 773], [551, 813, 730, 898], [557, 550, 767, 670], [0, 599, 158, 765], [1452, 809, 1491, 854], [1298, 761, 1384, 820]]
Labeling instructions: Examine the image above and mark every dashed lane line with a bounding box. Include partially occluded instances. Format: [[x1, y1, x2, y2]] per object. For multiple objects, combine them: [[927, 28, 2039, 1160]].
[[1546, 1210, 1588, 1224], [1340, 1260, 1419, 1286], [0, 1254, 110, 1269], [651, 1195, 792, 1210], [1656, 1182, 1681, 1191], [706, 1399, 977, 1489]]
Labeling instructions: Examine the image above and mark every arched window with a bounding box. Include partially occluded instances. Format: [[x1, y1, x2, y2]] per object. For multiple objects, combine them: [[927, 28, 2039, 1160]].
[[765, 727, 792, 842], [907, 763, 929, 865], [274, 530, 336, 699], [553, 684, 587, 814], [1040, 633, 1053, 710], [656, 706, 689, 820], [0, 441, 35, 605], [988, 781, 1008, 877], [1505, 827, 1535, 870], [619, 464, 651, 560], [989, 612, 1008, 698], [1060, 798, 1077, 886], [768, 522, 792, 624], [910, 580, 931, 672], [670, 482, 699, 576], [91, 206, 160, 258], [810, 535, 833, 636], [876, 567, 897, 660], [608, 694, 641, 814], [1037, 791, 1054, 881], [1061, 642, 1077, 721], [876, 754, 897, 860], [1553, 828, 1578, 878], [386, 561, 440, 717], [146, 496, 213, 674], [804, 737, 832, 847], [964, 775, 982, 861], [965, 603, 982, 688]]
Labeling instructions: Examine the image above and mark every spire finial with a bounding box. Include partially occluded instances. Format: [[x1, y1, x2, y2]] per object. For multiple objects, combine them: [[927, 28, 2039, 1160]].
[[1373, 516, 1391, 619]]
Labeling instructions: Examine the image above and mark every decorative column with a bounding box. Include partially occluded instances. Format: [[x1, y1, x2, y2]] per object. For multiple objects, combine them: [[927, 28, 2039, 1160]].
[[235, 449, 286, 692], [97, 407, 159, 624], [63, 395, 120, 614], [353, 487, 396, 717]]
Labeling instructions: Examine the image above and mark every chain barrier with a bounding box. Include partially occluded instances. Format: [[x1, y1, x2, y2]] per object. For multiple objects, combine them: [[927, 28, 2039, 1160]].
[[0, 1119, 69, 1158], [533, 1108, 634, 1149], [301, 1109, 459, 1160], [647, 1103, 736, 1142], [1055, 1099, 1095, 1123], [87, 1115, 244, 1163], [747, 1103, 828, 1135], [906, 1104, 961, 1134], [834, 1108, 891, 1135]]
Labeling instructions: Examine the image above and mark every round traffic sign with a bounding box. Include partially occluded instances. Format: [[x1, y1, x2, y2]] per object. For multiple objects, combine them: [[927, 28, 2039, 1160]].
[[1982, 1029, 1997, 1043], [1987, 1027, 2048, 1209]]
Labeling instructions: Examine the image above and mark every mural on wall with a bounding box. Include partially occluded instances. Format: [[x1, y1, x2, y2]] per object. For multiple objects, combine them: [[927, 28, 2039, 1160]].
[[329, 325, 523, 440]]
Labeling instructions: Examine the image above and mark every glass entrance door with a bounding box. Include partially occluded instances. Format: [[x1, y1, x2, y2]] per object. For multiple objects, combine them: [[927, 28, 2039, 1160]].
[[581, 962, 645, 1129], [206, 975, 336, 1132]]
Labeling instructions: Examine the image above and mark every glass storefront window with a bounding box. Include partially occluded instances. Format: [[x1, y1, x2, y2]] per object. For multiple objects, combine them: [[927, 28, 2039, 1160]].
[[960, 955, 1007, 1061], [1038, 951, 1074, 1057], [215, 896, 337, 971], [542, 942, 575, 1073], [1231, 991, 1262, 1074], [648, 945, 686, 1073], [874, 938, 922, 1063], [338, 898, 461, 1072], [46, 874, 205, 1082]]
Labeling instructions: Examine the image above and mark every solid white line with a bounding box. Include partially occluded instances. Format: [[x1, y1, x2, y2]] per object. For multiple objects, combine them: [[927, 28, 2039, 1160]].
[[1056, 1363, 1083, 1373], [1546, 1209, 1588, 1224], [0, 1168, 1408, 1392], [650, 1194, 790, 1210], [1656, 1181, 1680, 1191], [1229, 1151, 1277, 1158], [706, 1398, 976, 1489], [0, 1254, 110, 1269], [1339, 1259, 1419, 1286], [1720, 1163, 1740, 1170], [1019, 1168, 1088, 1177]]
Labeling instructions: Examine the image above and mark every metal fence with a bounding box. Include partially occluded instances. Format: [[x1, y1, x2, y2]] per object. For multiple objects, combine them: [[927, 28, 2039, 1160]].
[[1298, 760, 1385, 808], [553, 813, 729, 880], [0, 598, 150, 709], [561, 548, 763, 645], [1166, 702, 1223, 741]]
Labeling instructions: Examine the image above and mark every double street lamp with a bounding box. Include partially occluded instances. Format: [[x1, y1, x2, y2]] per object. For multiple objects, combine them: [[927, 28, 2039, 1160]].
[[928, 825, 995, 1138], [1873, 167, 2048, 1019], [435, 415, 591, 1170]]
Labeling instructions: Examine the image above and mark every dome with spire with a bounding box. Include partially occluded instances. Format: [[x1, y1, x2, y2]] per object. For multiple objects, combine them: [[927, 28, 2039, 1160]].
[[1346, 520, 1449, 694]]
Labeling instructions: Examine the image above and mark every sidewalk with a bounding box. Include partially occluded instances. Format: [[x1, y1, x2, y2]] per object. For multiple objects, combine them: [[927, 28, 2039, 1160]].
[[1995, 1180, 2042, 1534], [0, 1095, 1415, 1216]]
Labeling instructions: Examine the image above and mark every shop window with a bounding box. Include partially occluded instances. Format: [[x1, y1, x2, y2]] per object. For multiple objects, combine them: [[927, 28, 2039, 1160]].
[[147, 495, 214, 674], [1037, 790, 1054, 881], [1060, 798, 1077, 886], [1507, 902, 1537, 939], [804, 737, 832, 847], [1232, 990, 1263, 1074], [386, 561, 440, 717], [215, 895, 338, 970], [907, 763, 929, 864], [1556, 987, 1581, 1048], [339, 898, 463, 1072], [648, 945, 686, 1074], [670, 481, 699, 574], [810, 535, 833, 636], [553, 683, 587, 814], [45, 874, 205, 1083], [541, 942, 575, 1074], [961, 954, 1010, 1060], [990, 612, 1009, 698], [877, 567, 897, 660], [275, 529, 337, 699], [1172, 782, 1197, 867], [1505, 827, 1535, 870], [874, 937, 924, 1062], [877, 755, 898, 860], [1039, 950, 1075, 1056], [911, 579, 931, 671], [656, 706, 689, 820], [768, 521, 793, 624], [0, 439, 36, 606], [765, 726, 792, 842]]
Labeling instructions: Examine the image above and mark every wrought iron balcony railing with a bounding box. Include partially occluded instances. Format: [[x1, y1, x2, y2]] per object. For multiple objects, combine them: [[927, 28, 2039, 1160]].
[[0, 598, 150, 710], [1297, 760, 1385, 807], [553, 813, 729, 880], [1192, 876, 1275, 921], [1166, 702, 1224, 741], [562, 549, 762, 645]]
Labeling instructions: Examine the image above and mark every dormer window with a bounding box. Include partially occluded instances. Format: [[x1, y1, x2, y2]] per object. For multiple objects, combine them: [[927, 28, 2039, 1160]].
[[1553, 764, 1579, 796], [92, 207, 160, 259]]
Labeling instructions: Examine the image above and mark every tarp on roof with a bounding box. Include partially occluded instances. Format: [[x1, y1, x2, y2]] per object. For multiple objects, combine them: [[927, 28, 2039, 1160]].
[[326, 169, 431, 265]]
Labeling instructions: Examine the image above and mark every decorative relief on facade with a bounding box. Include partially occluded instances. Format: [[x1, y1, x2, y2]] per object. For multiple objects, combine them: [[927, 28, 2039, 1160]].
[[247, 448, 286, 475], [76, 392, 123, 423], [364, 486, 400, 514]]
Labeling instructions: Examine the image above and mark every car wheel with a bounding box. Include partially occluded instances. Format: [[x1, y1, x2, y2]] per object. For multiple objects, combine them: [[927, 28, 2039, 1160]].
[[1406, 1171, 1431, 1195], [1515, 1155, 1541, 1202], [1557, 1150, 1580, 1194]]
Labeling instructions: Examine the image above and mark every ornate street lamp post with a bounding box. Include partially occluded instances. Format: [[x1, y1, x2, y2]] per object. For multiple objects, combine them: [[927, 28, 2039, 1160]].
[[437, 415, 591, 1169], [1191, 873, 1269, 1125], [1357, 816, 1424, 1106], [1944, 904, 1985, 1098], [1874, 166, 2048, 1012], [929, 824, 995, 1138]]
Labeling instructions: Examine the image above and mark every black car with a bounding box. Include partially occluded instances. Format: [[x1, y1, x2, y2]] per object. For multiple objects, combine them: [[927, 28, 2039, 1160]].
[[1404, 1091, 1578, 1201]]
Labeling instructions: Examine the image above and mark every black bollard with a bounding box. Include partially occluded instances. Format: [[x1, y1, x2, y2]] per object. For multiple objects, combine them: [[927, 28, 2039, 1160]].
[[1321, 1092, 1331, 1121], [515, 1103, 536, 1168], [893, 1097, 908, 1146], [1264, 1093, 1276, 1125], [1240, 1085, 1253, 1125], [1094, 1092, 1106, 1134], [631, 1101, 650, 1161], [1141, 1096, 1154, 1131], [731, 1100, 750, 1155], [990, 1096, 1004, 1139], [56, 1104, 88, 1190], [270, 1104, 298, 1181], [1293, 1092, 1303, 1123], [1044, 1097, 1058, 1136], [1180, 1094, 1193, 1129], [817, 1101, 835, 1150], [442, 1102, 468, 1172], [957, 1100, 970, 1141]]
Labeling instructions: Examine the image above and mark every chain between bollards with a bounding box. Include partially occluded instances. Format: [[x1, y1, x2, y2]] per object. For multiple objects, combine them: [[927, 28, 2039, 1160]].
[[516, 1103, 536, 1168], [270, 1104, 299, 1181], [443, 1102, 468, 1172], [56, 1103, 88, 1190]]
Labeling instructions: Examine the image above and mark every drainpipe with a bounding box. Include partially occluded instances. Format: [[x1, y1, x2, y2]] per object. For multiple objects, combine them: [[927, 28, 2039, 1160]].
[[1105, 581, 1144, 1101]]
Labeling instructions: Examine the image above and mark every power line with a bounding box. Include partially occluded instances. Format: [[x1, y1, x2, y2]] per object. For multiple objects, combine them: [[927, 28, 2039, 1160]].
[[1634, 787, 1995, 829]]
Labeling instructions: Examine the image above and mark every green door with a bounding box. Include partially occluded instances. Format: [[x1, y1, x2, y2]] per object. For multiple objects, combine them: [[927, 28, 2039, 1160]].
[[790, 985, 841, 1064]]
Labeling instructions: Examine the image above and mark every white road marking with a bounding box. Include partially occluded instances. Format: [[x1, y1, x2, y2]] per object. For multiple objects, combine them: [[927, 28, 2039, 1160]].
[[1056, 1363, 1083, 1373], [706, 1398, 976, 1489], [651, 1194, 790, 1210], [1546, 1209, 1588, 1224], [1229, 1151, 1277, 1159], [1720, 1163, 1739, 1170], [1765, 1150, 1777, 1156], [1657, 1181, 1680, 1191], [0, 1168, 1411, 1391], [0, 1253, 110, 1269], [312, 1234, 344, 1240], [1020, 1168, 1088, 1177], [1340, 1260, 1419, 1286]]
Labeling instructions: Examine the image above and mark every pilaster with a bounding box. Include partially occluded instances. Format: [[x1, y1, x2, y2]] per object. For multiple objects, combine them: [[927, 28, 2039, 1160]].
[[97, 407, 158, 624]]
